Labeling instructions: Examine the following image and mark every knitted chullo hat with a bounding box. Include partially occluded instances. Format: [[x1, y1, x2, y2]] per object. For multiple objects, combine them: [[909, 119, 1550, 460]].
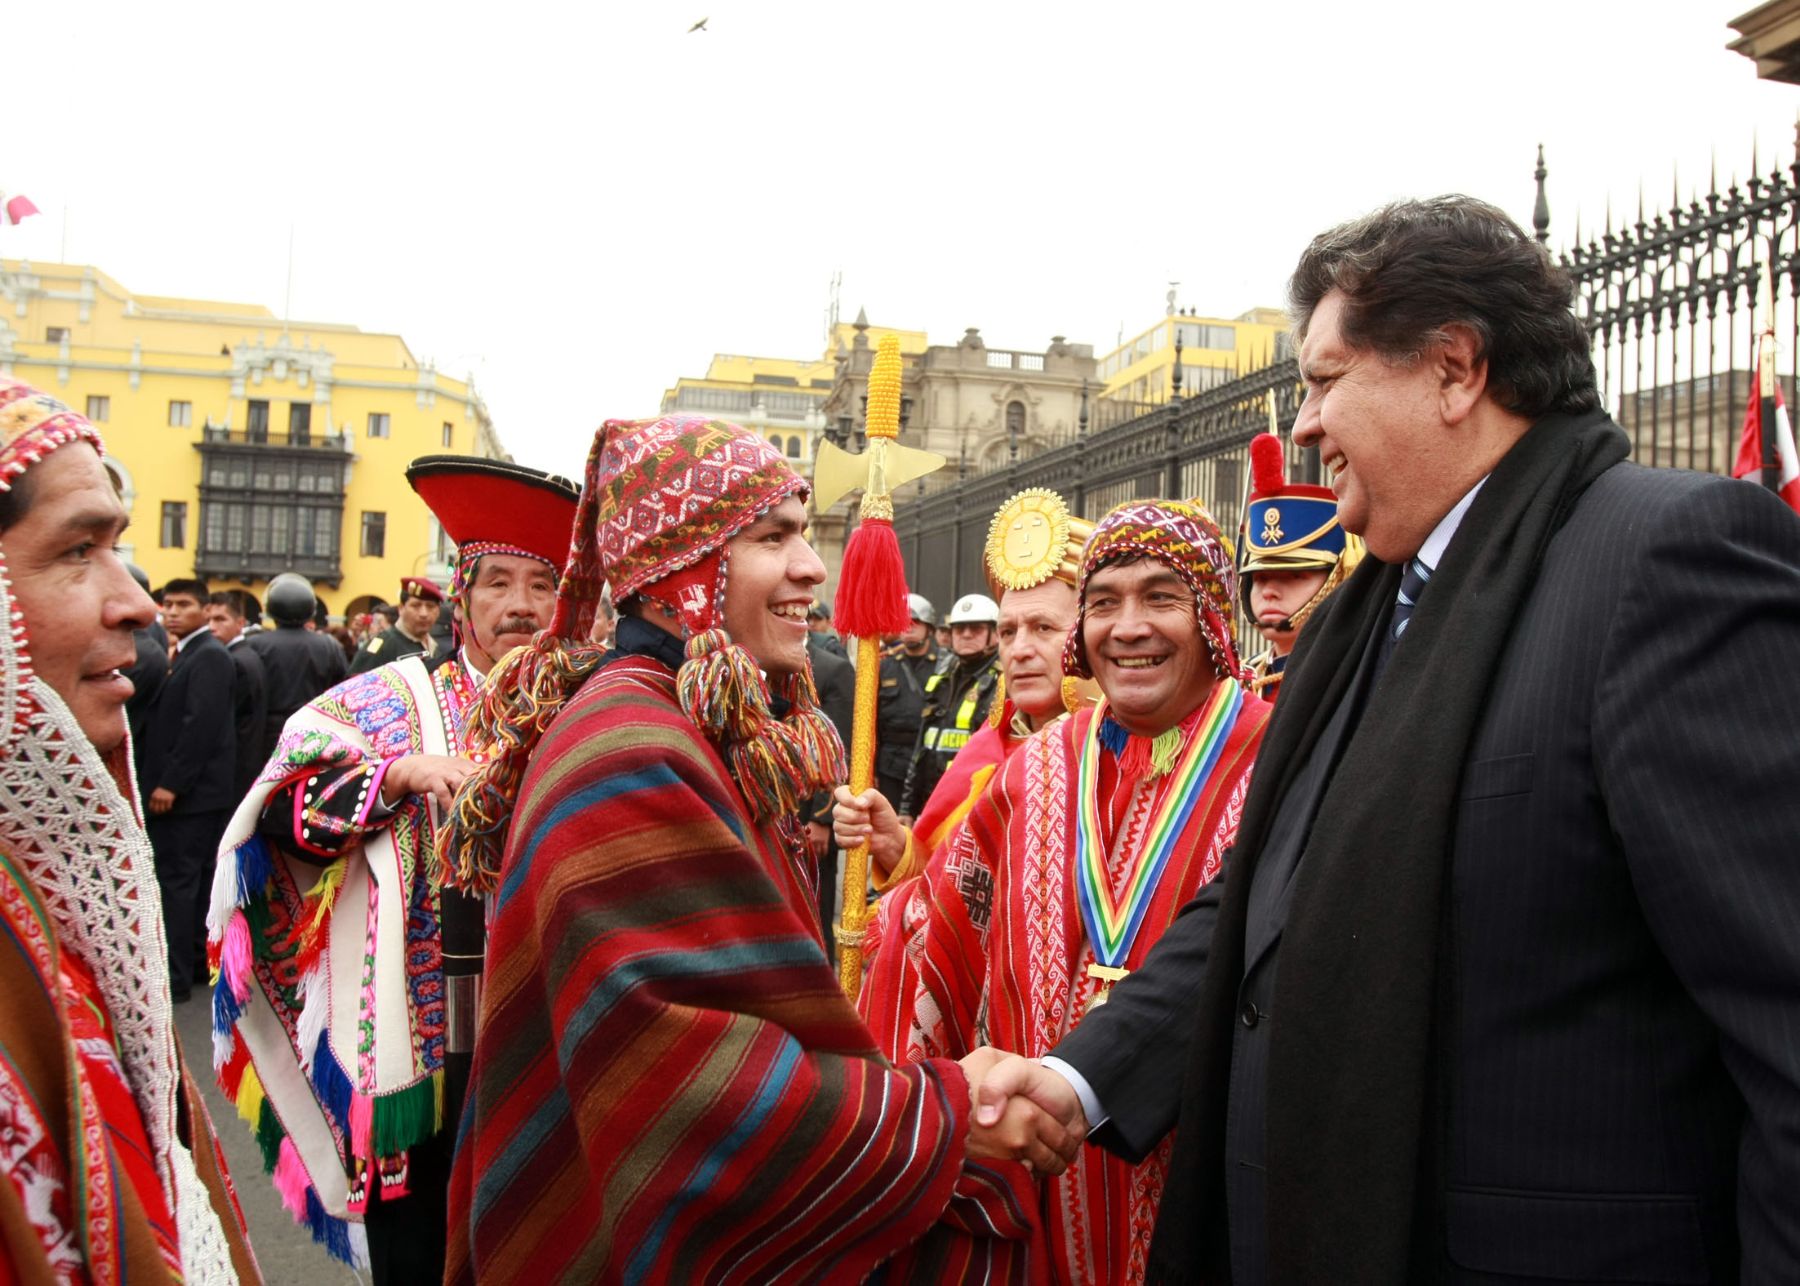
[[1062, 497, 1247, 686], [440, 415, 846, 894]]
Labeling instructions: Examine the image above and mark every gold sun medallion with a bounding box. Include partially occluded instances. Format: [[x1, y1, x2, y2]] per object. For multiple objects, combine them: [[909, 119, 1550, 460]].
[[985, 488, 1075, 591]]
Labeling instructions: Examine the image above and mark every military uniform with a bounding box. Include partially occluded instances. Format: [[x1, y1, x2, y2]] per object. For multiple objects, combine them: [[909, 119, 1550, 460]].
[[1239, 432, 1361, 704], [874, 642, 940, 805], [900, 649, 1001, 818], [1245, 647, 1290, 702], [349, 624, 440, 675]]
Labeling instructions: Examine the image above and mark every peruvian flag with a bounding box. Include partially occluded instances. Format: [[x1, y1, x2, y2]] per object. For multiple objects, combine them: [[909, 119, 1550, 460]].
[[1, 193, 38, 226], [1732, 338, 1800, 514]]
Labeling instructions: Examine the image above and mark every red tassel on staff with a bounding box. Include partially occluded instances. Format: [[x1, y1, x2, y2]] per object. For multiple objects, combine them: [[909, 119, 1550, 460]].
[[834, 516, 910, 639]]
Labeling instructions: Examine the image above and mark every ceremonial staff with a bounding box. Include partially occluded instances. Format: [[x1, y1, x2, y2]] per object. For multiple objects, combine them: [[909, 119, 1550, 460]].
[[812, 334, 944, 995]]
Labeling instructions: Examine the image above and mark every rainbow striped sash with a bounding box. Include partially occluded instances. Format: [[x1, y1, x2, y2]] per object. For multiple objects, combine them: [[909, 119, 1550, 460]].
[[1075, 679, 1243, 969]]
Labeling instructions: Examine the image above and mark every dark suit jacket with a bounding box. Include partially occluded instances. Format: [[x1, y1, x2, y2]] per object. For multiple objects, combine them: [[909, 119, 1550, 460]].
[[1057, 462, 1800, 1282], [124, 622, 168, 755], [225, 638, 267, 801], [140, 629, 238, 815], [804, 631, 855, 828]]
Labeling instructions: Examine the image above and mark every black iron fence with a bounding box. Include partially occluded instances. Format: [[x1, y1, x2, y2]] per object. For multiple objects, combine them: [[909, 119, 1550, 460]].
[[891, 141, 1800, 613]]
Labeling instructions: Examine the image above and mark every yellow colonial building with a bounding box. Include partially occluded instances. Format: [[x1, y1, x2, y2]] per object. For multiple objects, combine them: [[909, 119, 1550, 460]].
[[1097, 306, 1291, 410], [0, 259, 509, 621]]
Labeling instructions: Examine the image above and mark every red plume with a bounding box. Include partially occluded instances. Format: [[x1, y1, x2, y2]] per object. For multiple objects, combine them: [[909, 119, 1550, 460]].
[[834, 517, 911, 639], [1249, 432, 1286, 498]]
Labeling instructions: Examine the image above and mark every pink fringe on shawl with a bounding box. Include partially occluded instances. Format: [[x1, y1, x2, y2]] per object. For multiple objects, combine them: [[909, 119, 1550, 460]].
[[222, 910, 253, 1003], [273, 1135, 311, 1220], [350, 1092, 374, 1160]]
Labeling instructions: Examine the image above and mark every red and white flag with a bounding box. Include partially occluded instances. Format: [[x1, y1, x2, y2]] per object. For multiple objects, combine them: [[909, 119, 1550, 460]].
[[1733, 342, 1800, 513], [0, 193, 38, 226]]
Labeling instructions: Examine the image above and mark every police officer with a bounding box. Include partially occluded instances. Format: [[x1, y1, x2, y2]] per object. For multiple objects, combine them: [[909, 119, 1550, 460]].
[[350, 576, 445, 675], [246, 571, 348, 761], [900, 592, 1001, 819], [874, 594, 941, 813]]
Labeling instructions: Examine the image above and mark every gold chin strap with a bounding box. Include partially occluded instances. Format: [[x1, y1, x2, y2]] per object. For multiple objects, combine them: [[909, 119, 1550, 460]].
[[1284, 533, 1367, 634]]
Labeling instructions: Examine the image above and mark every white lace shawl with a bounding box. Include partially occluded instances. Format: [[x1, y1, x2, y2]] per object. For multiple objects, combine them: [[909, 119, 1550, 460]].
[[0, 558, 237, 1283]]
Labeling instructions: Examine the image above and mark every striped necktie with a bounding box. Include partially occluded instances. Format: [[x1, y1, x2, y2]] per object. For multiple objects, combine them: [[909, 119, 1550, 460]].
[[1391, 556, 1433, 642]]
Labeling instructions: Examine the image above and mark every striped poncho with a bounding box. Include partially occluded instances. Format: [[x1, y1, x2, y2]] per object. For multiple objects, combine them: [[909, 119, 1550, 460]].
[[446, 652, 1022, 1283]]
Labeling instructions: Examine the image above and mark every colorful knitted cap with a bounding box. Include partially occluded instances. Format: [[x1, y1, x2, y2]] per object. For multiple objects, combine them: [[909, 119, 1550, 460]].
[[0, 376, 109, 749], [0, 375, 105, 494], [550, 414, 807, 643], [1062, 497, 1246, 683]]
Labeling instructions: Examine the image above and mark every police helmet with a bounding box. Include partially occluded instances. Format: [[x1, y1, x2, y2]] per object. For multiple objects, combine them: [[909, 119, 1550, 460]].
[[266, 573, 317, 626], [946, 593, 1000, 626], [907, 593, 937, 627]]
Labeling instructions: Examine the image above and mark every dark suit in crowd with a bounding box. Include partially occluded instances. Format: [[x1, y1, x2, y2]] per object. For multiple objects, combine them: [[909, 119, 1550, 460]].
[[804, 630, 855, 956], [140, 628, 237, 1000], [224, 636, 267, 800], [124, 619, 168, 754], [247, 624, 347, 761]]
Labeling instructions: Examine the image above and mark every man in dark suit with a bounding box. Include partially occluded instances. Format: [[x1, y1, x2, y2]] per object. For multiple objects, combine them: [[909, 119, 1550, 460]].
[[206, 590, 267, 801], [804, 624, 855, 956], [123, 563, 168, 753], [977, 196, 1800, 1282], [142, 577, 238, 1001]]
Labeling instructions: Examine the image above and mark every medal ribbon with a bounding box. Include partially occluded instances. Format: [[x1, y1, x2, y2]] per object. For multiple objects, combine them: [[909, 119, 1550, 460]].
[[1075, 677, 1242, 968]]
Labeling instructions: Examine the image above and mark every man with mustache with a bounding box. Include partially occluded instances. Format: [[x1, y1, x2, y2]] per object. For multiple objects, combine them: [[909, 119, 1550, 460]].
[[206, 455, 577, 1283], [843, 495, 1272, 1283], [0, 376, 257, 1281]]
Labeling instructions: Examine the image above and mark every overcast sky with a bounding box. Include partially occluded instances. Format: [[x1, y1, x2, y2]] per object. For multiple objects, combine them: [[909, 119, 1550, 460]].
[[5, 0, 1794, 477]]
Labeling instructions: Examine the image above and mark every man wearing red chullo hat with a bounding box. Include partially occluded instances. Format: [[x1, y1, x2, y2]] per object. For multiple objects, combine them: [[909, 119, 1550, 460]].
[[436, 413, 1080, 1284], [206, 456, 577, 1283]]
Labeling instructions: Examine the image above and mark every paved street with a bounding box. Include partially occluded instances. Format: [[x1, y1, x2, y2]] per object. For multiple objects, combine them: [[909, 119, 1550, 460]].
[[174, 991, 372, 1286]]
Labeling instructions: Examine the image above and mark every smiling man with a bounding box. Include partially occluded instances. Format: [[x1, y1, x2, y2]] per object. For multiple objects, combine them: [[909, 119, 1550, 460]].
[[436, 414, 1079, 1284], [206, 456, 577, 1282], [980, 196, 1800, 1284], [0, 377, 256, 1281], [843, 497, 1271, 1284]]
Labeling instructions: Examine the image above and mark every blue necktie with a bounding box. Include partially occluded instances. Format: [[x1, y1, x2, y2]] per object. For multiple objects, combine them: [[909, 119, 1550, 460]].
[[1391, 557, 1432, 642]]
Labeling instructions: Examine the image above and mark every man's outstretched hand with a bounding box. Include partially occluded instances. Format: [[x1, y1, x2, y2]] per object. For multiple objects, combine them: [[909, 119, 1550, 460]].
[[957, 1047, 1087, 1174]]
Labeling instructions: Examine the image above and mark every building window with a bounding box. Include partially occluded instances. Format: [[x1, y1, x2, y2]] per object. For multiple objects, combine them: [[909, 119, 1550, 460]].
[[160, 501, 187, 549], [168, 400, 192, 428], [787, 435, 802, 458], [46, 327, 68, 343], [441, 421, 453, 448], [85, 395, 110, 422], [360, 511, 386, 558], [289, 402, 312, 445], [1005, 401, 1025, 436], [247, 399, 270, 443], [367, 412, 390, 439]]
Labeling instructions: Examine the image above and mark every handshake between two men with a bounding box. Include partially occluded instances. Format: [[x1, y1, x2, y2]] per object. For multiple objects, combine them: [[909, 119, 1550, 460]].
[[957, 1050, 1089, 1174]]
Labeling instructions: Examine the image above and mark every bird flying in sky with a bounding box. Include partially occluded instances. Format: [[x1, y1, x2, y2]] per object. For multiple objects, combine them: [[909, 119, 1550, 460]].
[[688, 17, 708, 33]]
